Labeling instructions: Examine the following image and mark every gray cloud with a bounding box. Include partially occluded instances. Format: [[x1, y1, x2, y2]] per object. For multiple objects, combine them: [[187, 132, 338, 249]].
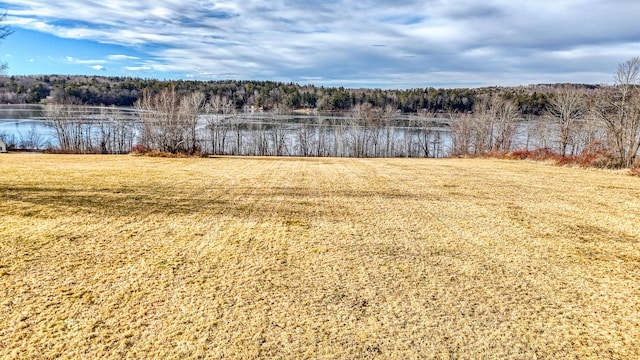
[[3, 0, 640, 87]]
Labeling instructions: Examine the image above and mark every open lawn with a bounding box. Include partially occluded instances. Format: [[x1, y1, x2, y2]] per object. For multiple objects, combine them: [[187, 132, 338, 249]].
[[1, 154, 639, 359]]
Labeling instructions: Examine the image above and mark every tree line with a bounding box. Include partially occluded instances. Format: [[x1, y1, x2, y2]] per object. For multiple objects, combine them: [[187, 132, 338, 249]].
[[0, 74, 579, 114], [450, 57, 640, 168]]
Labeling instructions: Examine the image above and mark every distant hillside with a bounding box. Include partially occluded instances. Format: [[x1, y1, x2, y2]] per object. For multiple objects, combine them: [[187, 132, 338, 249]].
[[0, 74, 604, 114]]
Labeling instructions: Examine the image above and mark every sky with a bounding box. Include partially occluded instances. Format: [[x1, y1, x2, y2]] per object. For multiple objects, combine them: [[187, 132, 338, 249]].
[[0, 0, 639, 89]]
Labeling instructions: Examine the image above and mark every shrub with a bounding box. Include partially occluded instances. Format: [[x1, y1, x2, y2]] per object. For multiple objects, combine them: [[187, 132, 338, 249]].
[[508, 148, 562, 162], [575, 142, 613, 168], [506, 145, 629, 169], [130, 144, 152, 155]]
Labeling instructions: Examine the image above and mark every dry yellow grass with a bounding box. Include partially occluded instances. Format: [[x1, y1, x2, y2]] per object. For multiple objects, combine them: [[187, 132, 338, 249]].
[[1, 154, 639, 359]]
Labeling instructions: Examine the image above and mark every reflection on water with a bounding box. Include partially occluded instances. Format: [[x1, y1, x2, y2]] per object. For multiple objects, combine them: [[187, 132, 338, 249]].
[[0, 104, 45, 119]]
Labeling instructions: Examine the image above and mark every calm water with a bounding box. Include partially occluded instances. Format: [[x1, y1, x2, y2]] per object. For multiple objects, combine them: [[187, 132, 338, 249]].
[[0, 105, 454, 156]]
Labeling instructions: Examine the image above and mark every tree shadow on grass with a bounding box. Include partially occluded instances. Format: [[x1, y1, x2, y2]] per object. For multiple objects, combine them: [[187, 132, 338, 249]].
[[1, 182, 426, 222], [2, 185, 225, 218]]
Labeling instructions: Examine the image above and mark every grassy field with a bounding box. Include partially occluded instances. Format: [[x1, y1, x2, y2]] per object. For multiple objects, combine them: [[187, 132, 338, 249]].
[[1, 154, 639, 359]]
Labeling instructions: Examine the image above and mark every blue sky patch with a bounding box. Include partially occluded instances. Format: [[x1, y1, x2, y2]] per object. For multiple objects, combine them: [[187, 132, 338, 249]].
[[1, 0, 639, 88]]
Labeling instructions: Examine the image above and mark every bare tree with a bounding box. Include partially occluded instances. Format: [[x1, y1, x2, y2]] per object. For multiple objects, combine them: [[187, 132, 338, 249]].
[[296, 116, 315, 156], [44, 104, 71, 152], [451, 112, 477, 155], [136, 87, 186, 154], [471, 95, 496, 153], [522, 113, 549, 151], [349, 103, 380, 157], [347, 104, 364, 157], [547, 86, 586, 156], [413, 110, 434, 158], [577, 106, 604, 155], [252, 121, 269, 156], [229, 109, 246, 155], [18, 123, 43, 150], [595, 57, 640, 167], [44, 104, 93, 153], [363, 105, 383, 157], [206, 95, 233, 155], [314, 110, 329, 157], [96, 107, 137, 154], [180, 91, 206, 154], [268, 106, 288, 156], [382, 105, 398, 157], [0, 13, 13, 74], [333, 117, 347, 157], [490, 96, 519, 153], [452, 94, 518, 155]]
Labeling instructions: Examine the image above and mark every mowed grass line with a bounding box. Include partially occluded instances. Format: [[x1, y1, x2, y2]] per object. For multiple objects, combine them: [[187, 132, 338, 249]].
[[0, 154, 639, 359]]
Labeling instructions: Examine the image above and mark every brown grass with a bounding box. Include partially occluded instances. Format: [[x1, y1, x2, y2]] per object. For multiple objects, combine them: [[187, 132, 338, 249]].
[[1, 154, 639, 359]]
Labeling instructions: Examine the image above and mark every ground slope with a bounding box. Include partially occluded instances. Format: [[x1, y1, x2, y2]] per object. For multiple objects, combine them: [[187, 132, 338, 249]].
[[1, 155, 639, 359]]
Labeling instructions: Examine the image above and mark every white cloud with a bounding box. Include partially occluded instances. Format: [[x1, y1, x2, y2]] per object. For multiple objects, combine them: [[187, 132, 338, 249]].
[[124, 65, 152, 71], [91, 65, 105, 71], [66, 56, 107, 64], [4, 0, 640, 87], [107, 54, 140, 61]]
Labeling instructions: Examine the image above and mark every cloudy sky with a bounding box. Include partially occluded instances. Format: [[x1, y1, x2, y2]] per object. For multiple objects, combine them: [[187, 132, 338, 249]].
[[0, 0, 639, 88]]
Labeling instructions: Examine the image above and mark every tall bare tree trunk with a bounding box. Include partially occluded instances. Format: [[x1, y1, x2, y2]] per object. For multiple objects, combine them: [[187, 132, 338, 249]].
[[595, 57, 640, 167], [547, 86, 585, 156]]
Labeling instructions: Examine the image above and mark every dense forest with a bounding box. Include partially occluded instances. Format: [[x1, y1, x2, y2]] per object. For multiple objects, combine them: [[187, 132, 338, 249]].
[[0, 74, 599, 114]]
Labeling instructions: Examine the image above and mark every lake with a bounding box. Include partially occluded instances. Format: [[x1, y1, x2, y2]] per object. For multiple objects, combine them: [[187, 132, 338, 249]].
[[0, 104, 454, 156]]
